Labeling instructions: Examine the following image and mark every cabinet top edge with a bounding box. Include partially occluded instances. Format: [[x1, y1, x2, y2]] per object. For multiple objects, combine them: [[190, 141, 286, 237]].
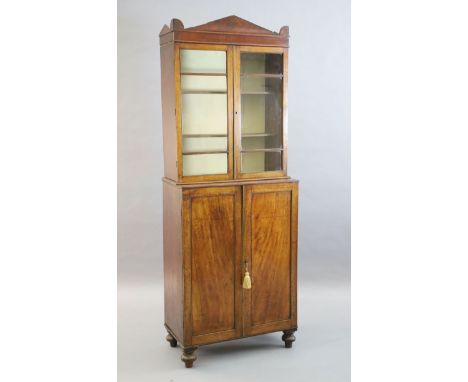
[[159, 16, 289, 47]]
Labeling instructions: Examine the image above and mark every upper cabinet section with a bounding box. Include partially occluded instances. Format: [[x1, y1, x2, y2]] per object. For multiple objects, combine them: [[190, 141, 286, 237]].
[[160, 17, 289, 183]]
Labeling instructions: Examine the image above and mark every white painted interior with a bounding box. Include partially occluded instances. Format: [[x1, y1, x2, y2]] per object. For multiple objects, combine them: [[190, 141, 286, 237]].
[[183, 153, 227, 176], [180, 49, 226, 73]]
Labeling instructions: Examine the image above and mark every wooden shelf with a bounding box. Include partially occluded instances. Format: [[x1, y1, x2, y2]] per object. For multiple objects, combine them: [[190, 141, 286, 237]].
[[183, 150, 228, 155], [181, 72, 226, 76], [241, 148, 283, 153], [242, 133, 275, 138], [241, 73, 283, 78], [182, 90, 227, 94], [183, 134, 227, 138]]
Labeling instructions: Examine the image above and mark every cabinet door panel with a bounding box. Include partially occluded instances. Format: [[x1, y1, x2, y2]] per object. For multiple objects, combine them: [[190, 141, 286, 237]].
[[234, 46, 288, 179], [243, 182, 298, 336], [183, 186, 242, 345], [176, 44, 234, 182]]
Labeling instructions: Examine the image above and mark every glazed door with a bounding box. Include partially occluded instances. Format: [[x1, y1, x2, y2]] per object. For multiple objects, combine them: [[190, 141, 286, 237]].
[[234, 46, 288, 179], [182, 186, 242, 345], [176, 44, 234, 182], [242, 182, 298, 336]]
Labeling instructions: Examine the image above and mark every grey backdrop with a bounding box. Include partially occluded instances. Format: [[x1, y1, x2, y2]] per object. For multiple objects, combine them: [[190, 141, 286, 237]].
[[118, 0, 350, 380]]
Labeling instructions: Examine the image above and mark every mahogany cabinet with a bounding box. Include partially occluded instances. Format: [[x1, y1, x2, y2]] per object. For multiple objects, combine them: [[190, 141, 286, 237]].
[[159, 16, 298, 367]]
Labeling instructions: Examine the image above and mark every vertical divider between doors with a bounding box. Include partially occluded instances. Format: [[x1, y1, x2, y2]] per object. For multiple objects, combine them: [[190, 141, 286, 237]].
[[234, 185, 243, 339], [226, 45, 234, 180], [229, 45, 235, 178], [242, 184, 252, 336], [233, 46, 242, 179]]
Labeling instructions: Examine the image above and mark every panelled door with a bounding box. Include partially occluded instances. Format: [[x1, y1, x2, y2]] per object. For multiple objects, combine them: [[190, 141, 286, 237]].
[[242, 182, 298, 336], [182, 186, 243, 345], [183, 183, 297, 345]]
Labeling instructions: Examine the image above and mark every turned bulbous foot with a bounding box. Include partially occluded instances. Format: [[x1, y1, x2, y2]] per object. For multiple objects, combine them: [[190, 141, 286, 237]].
[[282, 329, 297, 348], [181, 346, 198, 368], [166, 333, 177, 347]]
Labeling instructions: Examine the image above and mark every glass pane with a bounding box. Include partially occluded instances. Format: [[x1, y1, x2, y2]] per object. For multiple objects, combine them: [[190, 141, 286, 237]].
[[181, 75, 226, 92], [181, 50, 226, 73], [240, 53, 282, 75], [241, 76, 282, 93], [241, 151, 282, 173], [241, 93, 282, 149], [240, 52, 283, 173], [180, 49, 228, 177], [241, 135, 282, 150], [182, 93, 227, 135], [183, 137, 227, 153], [183, 153, 227, 176]]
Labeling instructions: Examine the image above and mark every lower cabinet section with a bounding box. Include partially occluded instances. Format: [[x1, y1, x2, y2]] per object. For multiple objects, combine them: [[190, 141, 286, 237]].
[[163, 180, 298, 367]]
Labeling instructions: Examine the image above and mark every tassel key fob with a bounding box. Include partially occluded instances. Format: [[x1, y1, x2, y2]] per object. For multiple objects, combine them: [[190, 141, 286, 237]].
[[243, 261, 252, 289]]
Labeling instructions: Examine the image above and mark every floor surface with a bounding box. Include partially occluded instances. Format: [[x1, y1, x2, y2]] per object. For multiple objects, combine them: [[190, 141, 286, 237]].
[[118, 282, 350, 382]]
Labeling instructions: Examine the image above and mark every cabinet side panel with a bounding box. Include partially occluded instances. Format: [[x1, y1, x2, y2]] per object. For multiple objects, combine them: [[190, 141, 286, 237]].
[[163, 182, 183, 340], [160, 43, 178, 180]]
